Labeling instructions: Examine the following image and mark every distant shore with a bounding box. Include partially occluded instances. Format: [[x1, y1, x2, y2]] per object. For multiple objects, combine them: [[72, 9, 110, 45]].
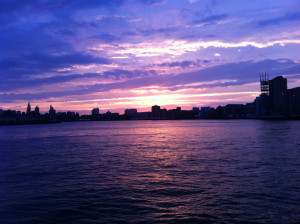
[[1, 116, 300, 126]]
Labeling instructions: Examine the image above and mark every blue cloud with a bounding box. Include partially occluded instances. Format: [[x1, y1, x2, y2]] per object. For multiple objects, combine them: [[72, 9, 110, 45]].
[[0, 69, 157, 92], [140, 26, 180, 36], [158, 60, 208, 68], [192, 13, 228, 25], [0, 73, 102, 92], [0, 52, 110, 80], [2, 59, 299, 102], [89, 33, 120, 43], [0, 0, 299, 107], [137, 0, 166, 5], [102, 69, 157, 80], [256, 12, 300, 27]]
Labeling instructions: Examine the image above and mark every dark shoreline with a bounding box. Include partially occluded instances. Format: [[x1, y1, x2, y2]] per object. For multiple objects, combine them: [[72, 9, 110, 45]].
[[1, 117, 300, 126]]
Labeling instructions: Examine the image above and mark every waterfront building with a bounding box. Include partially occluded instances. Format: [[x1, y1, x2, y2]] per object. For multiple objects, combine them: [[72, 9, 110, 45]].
[[215, 106, 223, 119], [35, 106, 40, 115], [125, 109, 137, 116], [222, 104, 245, 118], [253, 73, 272, 116], [49, 105, 56, 121], [26, 103, 31, 115], [151, 105, 161, 118], [136, 112, 148, 119], [152, 105, 160, 115], [199, 107, 214, 119], [254, 95, 270, 116], [253, 75, 300, 117], [92, 108, 100, 115], [104, 111, 120, 120], [57, 111, 79, 121], [269, 76, 287, 115], [287, 87, 300, 117], [245, 102, 256, 115]]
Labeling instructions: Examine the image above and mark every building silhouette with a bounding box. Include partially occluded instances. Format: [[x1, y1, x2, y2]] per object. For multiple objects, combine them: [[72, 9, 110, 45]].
[[251, 75, 300, 117], [92, 108, 100, 115], [151, 105, 161, 118], [125, 109, 137, 116], [35, 106, 40, 115], [269, 76, 287, 115], [124, 109, 138, 119], [287, 87, 300, 116], [1, 74, 300, 125], [26, 103, 31, 115], [49, 105, 56, 121]]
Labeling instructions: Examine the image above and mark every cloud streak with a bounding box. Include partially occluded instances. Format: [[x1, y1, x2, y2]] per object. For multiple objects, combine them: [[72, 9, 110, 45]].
[[1, 59, 299, 103]]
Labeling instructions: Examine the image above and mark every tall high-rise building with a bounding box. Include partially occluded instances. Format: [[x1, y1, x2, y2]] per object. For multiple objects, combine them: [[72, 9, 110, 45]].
[[49, 105, 56, 121], [26, 103, 31, 115], [35, 106, 40, 114], [260, 72, 269, 96], [287, 87, 300, 116], [151, 105, 161, 117], [269, 76, 287, 115], [92, 108, 100, 115], [255, 73, 271, 116], [254, 75, 300, 117]]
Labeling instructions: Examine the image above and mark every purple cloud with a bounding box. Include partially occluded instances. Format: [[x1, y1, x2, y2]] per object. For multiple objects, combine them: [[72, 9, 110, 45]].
[[1, 0, 299, 110], [256, 12, 300, 27], [192, 13, 228, 25], [1, 59, 299, 103]]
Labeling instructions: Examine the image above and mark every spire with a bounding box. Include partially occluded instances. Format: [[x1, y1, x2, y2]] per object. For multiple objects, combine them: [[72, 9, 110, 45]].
[[265, 72, 267, 81]]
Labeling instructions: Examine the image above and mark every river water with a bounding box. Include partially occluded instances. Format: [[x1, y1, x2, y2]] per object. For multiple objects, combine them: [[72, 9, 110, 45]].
[[0, 120, 300, 223]]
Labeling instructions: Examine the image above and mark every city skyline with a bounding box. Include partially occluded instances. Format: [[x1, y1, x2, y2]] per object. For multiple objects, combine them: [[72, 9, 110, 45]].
[[1, 73, 298, 115], [1, 0, 300, 114], [1, 74, 299, 120]]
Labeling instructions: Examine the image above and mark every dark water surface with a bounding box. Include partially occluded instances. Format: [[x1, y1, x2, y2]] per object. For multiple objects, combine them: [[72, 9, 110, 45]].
[[0, 120, 300, 223]]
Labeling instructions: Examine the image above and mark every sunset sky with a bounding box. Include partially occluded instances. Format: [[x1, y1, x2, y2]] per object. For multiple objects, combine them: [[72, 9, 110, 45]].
[[1, 0, 300, 114]]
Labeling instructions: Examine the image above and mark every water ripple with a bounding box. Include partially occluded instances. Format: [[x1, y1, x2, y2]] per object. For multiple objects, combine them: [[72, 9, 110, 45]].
[[1, 120, 300, 223]]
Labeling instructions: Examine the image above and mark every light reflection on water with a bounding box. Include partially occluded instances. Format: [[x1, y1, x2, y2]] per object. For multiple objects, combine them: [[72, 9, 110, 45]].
[[0, 120, 300, 223]]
